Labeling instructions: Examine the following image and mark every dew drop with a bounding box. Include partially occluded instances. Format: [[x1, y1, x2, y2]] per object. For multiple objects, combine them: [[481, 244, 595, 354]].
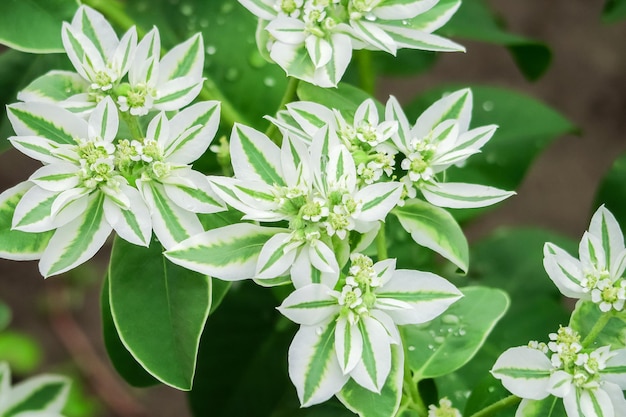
[[482, 101, 494, 112], [434, 336, 445, 344], [402, 20, 409, 26], [264, 77, 276, 87], [206, 45, 217, 55], [199, 19, 209, 28], [427, 344, 434, 350], [488, 386, 495, 393], [408, 345, 416, 351], [458, 328, 466, 336], [364, 13, 376, 21], [316, 326, 323, 335], [217, 17, 226, 25], [136, 2, 148, 12], [442, 314, 460, 325], [180, 3, 193, 16], [485, 153, 497, 164], [249, 51, 266, 68], [221, 2, 234, 13], [225, 68, 240, 82]]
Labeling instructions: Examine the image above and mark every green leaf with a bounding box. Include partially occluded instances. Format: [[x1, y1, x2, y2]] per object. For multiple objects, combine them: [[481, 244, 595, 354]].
[[108, 237, 211, 390], [188, 281, 296, 417], [594, 151, 626, 227], [297, 82, 382, 122], [101, 274, 158, 388], [515, 397, 566, 417], [405, 286, 509, 379], [0, 0, 79, 53], [442, 0, 551, 80], [337, 345, 403, 417], [19, 70, 88, 103], [434, 229, 574, 411], [0, 331, 43, 374], [0, 301, 10, 332], [392, 199, 469, 273], [570, 301, 626, 349], [603, 0, 626, 23], [406, 85, 576, 222], [0, 183, 53, 260]]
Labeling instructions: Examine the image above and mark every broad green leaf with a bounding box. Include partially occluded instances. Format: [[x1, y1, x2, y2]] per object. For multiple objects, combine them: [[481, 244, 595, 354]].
[[101, 274, 158, 388], [405, 286, 509, 379], [441, 0, 551, 80], [434, 229, 574, 411], [18, 70, 88, 104], [603, 0, 626, 23], [337, 345, 403, 417], [188, 282, 296, 417], [0, 331, 43, 374], [406, 86, 576, 222], [108, 237, 211, 390], [0, 0, 79, 53], [569, 301, 626, 349], [515, 397, 566, 417], [0, 301, 10, 332], [594, 151, 626, 228], [297, 82, 383, 123], [0, 183, 53, 260], [392, 199, 469, 273]]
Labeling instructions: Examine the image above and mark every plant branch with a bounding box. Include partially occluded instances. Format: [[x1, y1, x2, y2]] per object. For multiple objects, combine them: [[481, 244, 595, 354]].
[[581, 311, 614, 348], [356, 49, 376, 95], [376, 222, 388, 261], [468, 394, 521, 417], [265, 77, 300, 145]]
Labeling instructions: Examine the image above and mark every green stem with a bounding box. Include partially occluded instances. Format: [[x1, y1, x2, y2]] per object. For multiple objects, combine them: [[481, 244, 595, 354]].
[[265, 77, 300, 145], [581, 311, 614, 348], [356, 49, 376, 95], [402, 360, 427, 417], [82, 0, 250, 128], [376, 222, 388, 261], [119, 110, 143, 139], [468, 395, 521, 417]]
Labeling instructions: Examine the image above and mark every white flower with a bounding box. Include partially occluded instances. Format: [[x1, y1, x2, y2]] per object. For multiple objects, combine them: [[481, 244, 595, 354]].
[[278, 255, 462, 406], [239, 0, 464, 86], [385, 89, 515, 208], [491, 327, 626, 417], [544, 205, 626, 312], [7, 97, 152, 277], [428, 397, 462, 417], [0, 362, 71, 417]]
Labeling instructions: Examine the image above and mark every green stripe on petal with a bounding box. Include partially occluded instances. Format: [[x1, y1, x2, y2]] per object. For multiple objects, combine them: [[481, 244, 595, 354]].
[[4, 382, 66, 417], [376, 290, 460, 302], [493, 368, 551, 379], [303, 321, 337, 403], [8, 107, 76, 145], [80, 11, 106, 58], [234, 125, 285, 186], [169, 35, 202, 79], [150, 184, 189, 244], [285, 300, 338, 309], [358, 320, 378, 386]]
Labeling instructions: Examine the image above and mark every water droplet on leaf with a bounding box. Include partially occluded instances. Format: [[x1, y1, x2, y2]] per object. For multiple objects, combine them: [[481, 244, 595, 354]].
[[264, 77, 276, 87], [482, 101, 494, 112], [225, 68, 240, 81], [206, 45, 217, 55], [180, 3, 193, 16], [442, 314, 460, 325]]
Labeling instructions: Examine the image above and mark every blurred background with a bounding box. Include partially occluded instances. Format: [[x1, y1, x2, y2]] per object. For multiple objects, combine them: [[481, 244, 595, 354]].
[[1, 1, 626, 416]]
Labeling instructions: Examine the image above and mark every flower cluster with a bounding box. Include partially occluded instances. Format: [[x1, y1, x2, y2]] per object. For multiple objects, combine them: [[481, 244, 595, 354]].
[[491, 326, 626, 417], [428, 398, 462, 417], [544, 205, 626, 312], [239, 0, 464, 86], [1, 6, 224, 277], [278, 254, 462, 405], [0, 362, 71, 417]]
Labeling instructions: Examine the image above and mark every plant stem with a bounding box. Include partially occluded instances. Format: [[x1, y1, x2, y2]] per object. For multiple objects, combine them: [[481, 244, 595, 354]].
[[581, 311, 614, 348], [468, 395, 521, 417], [403, 360, 427, 417], [265, 77, 300, 145], [119, 110, 144, 139], [83, 0, 250, 128], [376, 222, 388, 261], [356, 49, 376, 95]]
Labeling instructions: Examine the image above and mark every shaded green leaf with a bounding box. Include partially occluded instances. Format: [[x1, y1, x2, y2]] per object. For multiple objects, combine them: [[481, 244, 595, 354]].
[[603, 0, 626, 23], [570, 300, 626, 350], [0, 331, 43, 374], [594, 151, 626, 228], [297, 82, 382, 122]]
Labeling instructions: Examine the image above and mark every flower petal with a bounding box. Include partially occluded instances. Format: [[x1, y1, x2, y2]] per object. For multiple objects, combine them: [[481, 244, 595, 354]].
[[349, 316, 392, 392], [335, 317, 363, 374], [255, 233, 298, 279], [278, 283, 340, 326], [421, 182, 515, 209], [491, 346, 552, 400], [164, 101, 221, 164], [543, 243, 586, 298]]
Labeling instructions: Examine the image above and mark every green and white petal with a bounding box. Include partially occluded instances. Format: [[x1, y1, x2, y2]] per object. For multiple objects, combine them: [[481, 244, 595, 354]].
[[239, 0, 277, 20], [2, 374, 70, 414], [139, 182, 203, 249], [579, 231, 607, 273], [564, 387, 613, 417], [311, 125, 342, 192], [370, 309, 401, 345], [543, 243, 586, 298], [421, 182, 515, 209], [603, 349, 626, 389], [396, 0, 461, 32], [350, 20, 397, 55], [278, 283, 340, 326], [306, 36, 333, 69], [413, 89, 472, 139], [39, 193, 112, 277], [266, 17, 307, 45], [12, 187, 63, 232], [335, 317, 363, 375], [9, 136, 68, 165], [307, 240, 339, 275], [166, 223, 282, 280], [374, 258, 397, 287], [130, 28, 160, 86], [281, 136, 312, 188], [72, 6, 119, 60], [61, 22, 106, 82], [7, 102, 86, 145], [103, 184, 151, 247], [153, 76, 204, 112], [0, 361, 9, 405], [163, 170, 225, 214], [110, 27, 138, 77], [328, 145, 357, 191], [292, 248, 340, 289], [349, 316, 392, 393], [547, 370, 573, 398], [164, 101, 221, 164], [356, 182, 403, 222], [288, 321, 348, 406], [491, 346, 552, 400], [88, 96, 118, 142], [603, 382, 626, 416], [589, 205, 625, 271], [385, 96, 412, 153], [373, 0, 437, 20], [452, 125, 498, 155], [29, 163, 80, 192], [375, 269, 462, 324], [0, 183, 52, 261], [355, 99, 380, 126], [230, 124, 285, 186], [379, 25, 465, 53], [285, 101, 335, 137], [17, 70, 89, 104], [158, 33, 204, 83], [209, 176, 281, 221], [256, 233, 298, 279]]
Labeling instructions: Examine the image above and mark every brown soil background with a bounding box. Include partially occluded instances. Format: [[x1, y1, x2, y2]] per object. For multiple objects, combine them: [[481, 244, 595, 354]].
[[1, 2, 626, 416]]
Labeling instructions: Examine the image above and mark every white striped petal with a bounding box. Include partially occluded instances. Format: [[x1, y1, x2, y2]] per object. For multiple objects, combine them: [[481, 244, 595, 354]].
[[491, 346, 552, 400], [255, 233, 298, 279], [373, 0, 437, 20], [422, 182, 515, 209], [29, 163, 79, 192], [278, 284, 340, 326], [103, 184, 151, 246], [590, 205, 625, 271], [165, 101, 221, 164], [88, 96, 118, 142], [356, 182, 403, 222], [153, 76, 204, 111], [306, 35, 332, 69], [230, 124, 285, 185], [543, 243, 586, 298], [335, 317, 363, 374], [158, 33, 204, 83], [291, 249, 339, 289], [349, 316, 392, 392], [414, 89, 472, 139]]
